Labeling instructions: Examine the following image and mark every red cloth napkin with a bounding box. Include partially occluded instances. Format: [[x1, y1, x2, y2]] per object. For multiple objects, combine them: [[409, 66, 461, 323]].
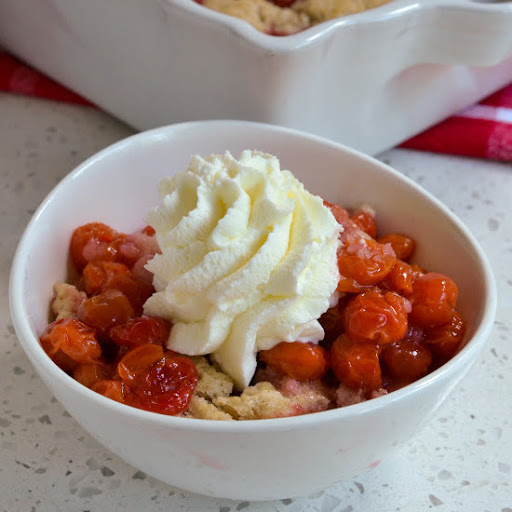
[[0, 52, 94, 106], [400, 87, 512, 161], [2, 51, 512, 161]]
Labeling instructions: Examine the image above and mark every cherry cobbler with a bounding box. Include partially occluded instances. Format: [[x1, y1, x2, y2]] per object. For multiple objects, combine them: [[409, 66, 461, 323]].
[[40, 202, 466, 420]]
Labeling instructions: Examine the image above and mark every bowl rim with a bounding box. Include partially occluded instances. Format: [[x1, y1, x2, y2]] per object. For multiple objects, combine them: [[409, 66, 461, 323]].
[[9, 119, 498, 434]]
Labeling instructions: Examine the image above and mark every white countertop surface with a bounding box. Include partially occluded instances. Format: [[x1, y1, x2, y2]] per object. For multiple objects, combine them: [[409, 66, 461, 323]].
[[1, 93, 511, 512]]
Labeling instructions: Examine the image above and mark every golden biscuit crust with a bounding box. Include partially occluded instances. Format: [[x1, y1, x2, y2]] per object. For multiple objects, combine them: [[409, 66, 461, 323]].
[[51, 282, 87, 320], [203, 0, 309, 34]]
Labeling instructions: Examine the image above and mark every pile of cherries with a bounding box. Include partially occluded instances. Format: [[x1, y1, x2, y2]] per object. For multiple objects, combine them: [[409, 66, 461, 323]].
[[40, 223, 199, 415], [260, 202, 465, 397], [40, 201, 466, 417]]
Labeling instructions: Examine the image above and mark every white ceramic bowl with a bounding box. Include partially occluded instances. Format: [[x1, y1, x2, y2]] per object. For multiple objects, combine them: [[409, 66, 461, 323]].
[[10, 120, 496, 500], [1, 0, 512, 155]]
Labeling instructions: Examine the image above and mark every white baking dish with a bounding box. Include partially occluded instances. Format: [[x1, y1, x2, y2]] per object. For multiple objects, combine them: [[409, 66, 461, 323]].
[[1, 0, 512, 155]]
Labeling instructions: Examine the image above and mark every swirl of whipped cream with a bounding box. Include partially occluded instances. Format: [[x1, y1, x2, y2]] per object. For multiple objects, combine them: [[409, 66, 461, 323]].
[[143, 150, 341, 388]]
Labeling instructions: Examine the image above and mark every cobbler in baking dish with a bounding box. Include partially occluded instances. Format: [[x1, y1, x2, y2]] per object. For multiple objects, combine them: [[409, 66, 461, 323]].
[[195, 0, 391, 35]]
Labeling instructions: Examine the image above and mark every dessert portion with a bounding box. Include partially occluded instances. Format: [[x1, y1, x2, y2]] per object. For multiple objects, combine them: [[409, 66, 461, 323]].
[[196, 0, 392, 35], [39, 150, 467, 420]]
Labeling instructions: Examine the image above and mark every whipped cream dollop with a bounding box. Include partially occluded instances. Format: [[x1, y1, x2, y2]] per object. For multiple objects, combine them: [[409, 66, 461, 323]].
[[143, 150, 341, 388]]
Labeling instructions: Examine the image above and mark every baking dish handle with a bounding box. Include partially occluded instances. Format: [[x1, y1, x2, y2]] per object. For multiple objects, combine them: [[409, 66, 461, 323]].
[[413, 0, 512, 67]]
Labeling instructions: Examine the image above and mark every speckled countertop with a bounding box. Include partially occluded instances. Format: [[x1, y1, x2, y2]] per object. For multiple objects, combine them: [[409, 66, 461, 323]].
[[1, 93, 511, 512]]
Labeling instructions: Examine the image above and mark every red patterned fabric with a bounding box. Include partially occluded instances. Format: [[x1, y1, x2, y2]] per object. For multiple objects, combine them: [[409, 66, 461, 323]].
[[400, 85, 512, 161], [1, 51, 511, 161], [0, 52, 94, 106]]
